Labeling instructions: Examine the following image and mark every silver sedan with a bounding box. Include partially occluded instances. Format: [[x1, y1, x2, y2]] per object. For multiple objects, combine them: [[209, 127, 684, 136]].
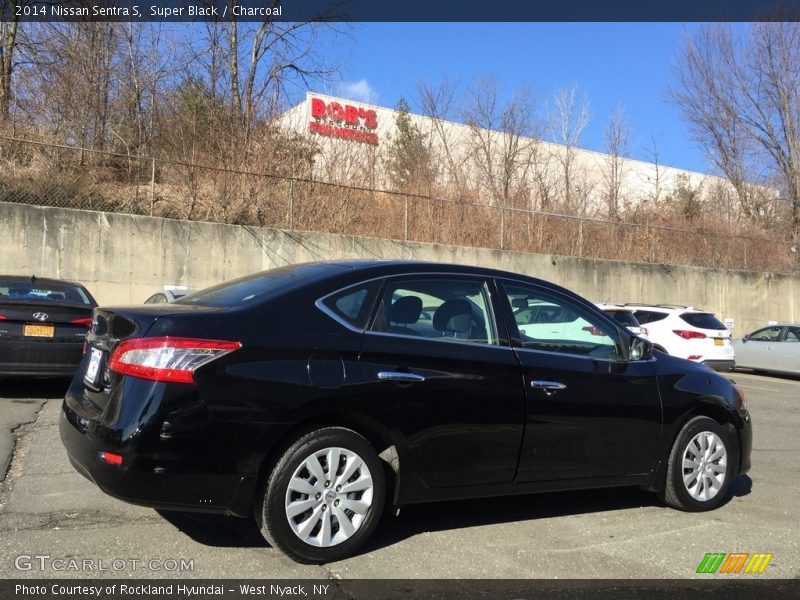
[[733, 324, 800, 375]]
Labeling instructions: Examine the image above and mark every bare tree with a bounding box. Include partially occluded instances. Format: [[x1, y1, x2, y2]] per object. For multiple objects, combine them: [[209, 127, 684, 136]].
[[673, 23, 800, 236], [548, 84, 591, 213], [212, 17, 347, 139], [602, 104, 631, 218], [0, 0, 22, 119], [643, 135, 664, 207], [416, 77, 467, 194], [462, 76, 539, 206]]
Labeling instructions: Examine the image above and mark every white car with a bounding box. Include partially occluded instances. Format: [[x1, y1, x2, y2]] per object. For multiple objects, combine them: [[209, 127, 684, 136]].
[[595, 303, 649, 340], [514, 300, 603, 344], [624, 304, 734, 371]]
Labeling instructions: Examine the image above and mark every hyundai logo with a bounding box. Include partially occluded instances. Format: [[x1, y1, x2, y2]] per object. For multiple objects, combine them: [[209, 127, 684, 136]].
[[32, 313, 48, 322]]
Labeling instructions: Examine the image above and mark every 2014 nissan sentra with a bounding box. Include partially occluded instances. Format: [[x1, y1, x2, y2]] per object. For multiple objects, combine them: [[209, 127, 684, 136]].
[[60, 260, 752, 563]]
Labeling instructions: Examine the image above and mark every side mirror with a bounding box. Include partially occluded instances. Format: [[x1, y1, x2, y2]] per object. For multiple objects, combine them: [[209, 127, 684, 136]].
[[630, 336, 653, 361]]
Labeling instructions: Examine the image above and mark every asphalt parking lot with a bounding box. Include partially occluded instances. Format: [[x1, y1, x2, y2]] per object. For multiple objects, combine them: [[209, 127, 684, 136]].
[[0, 372, 797, 580]]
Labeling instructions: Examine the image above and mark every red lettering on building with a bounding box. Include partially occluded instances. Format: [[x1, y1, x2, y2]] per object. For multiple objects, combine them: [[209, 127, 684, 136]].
[[308, 97, 379, 145], [308, 121, 378, 146]]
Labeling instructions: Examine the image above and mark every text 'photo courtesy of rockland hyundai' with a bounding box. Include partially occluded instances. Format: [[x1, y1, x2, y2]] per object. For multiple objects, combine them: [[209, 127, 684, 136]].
[[60, 260, 752, 563]]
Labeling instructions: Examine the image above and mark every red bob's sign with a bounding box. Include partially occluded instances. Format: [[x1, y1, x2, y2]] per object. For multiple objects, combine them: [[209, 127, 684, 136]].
[[308, 97, 379, 146]]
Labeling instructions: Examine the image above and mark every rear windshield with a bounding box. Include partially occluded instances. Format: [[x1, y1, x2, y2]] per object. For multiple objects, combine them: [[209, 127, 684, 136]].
[[0, 278, 94, 306], [680, 313, 727, 330], [604, 310, 640, 327]]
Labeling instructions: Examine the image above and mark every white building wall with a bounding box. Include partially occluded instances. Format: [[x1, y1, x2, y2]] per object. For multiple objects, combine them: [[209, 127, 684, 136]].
[[278, 92, 728, 214]]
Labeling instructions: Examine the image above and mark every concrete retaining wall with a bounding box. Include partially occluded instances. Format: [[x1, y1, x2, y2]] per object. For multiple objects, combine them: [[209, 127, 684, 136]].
[[0, 202, 796, 334]]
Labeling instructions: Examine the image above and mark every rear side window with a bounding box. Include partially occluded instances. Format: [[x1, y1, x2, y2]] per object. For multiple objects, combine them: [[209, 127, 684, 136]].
[[633, 310, 668, 324], [319, 281, 382, 331], [784, 327, 800, 343], [680, 313, 726, 330], [370, 277, 497, 345], [605, 310, 640, 327]]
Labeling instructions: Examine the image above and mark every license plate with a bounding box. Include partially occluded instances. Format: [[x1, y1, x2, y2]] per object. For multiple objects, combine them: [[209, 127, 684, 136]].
[[23, 324, 54, 337], [84, 348, 103, 385], [714, 338, 724, 346]]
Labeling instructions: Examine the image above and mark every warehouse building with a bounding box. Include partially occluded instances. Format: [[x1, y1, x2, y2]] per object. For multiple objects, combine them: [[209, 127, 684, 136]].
[[278, 91, 729, 214]]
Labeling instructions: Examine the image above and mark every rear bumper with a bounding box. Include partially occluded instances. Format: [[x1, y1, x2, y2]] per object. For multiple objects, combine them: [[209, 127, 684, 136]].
[[702, 359, 735, 372], [59, 399, 257, 517], [0, 340, 83, 377]]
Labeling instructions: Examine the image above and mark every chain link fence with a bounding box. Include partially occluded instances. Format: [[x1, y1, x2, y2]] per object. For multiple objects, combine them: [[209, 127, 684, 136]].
[[1, 135, 797, 273]]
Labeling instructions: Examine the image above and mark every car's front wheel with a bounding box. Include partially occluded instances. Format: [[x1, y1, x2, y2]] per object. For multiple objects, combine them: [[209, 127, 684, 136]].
[[256, 427, 386, 563], [662, 416, 734, 511]]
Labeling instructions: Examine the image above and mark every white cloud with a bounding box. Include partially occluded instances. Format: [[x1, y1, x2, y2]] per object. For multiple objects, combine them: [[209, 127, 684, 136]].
[[337, 79, 379, 104]]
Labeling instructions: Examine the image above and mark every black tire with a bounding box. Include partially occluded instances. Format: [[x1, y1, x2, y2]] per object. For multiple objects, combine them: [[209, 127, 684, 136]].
[[255, 427, 386, 563], [662, 416, 734, 511]]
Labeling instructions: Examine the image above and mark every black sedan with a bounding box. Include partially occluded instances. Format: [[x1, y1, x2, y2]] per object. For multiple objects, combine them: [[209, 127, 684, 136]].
[[0, 276, 97, 377], [60, 261, 752, 563]]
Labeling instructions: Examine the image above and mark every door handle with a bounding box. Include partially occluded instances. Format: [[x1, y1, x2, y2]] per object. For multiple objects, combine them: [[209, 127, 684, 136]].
[[531, 380, 567, 391], [377, 371, 426, 383]]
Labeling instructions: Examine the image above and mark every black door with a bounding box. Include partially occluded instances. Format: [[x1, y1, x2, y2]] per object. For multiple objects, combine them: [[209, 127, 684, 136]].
[[497, 280, 662, 483], [359, 275, 526, 488]]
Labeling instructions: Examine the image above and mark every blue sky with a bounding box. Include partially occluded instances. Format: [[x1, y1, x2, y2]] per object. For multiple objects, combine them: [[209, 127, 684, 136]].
[[321, 23, 714, 173]]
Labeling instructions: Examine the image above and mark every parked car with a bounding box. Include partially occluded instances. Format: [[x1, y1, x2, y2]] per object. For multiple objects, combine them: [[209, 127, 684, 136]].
[[624, 304, 734, 371], [595, 303, 649, 340], [61, 261, 752, 563], [0, 275, 97, 377], [144, 288, 193, 304], [732, 324, 800, 375]]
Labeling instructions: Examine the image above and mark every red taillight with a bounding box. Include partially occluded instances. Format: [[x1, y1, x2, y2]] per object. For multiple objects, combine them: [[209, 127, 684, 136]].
[[582, 325, 606, 336], [71, 317, 93, 328], [108, 337, 241, 384], [0, 314, 6, 320], [673, 329, 707, 340], [98, 451, 123, 466], [687, 355, 703, 361]]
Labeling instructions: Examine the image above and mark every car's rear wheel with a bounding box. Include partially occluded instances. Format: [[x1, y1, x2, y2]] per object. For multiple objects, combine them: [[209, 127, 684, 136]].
[[256, 427, 386, 563], [663, 416, 733, 511]]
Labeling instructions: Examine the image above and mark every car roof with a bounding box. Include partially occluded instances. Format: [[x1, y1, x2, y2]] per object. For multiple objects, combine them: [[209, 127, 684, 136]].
[[595, 302, 634, 311], [235, 260, 594, 308], [0, 275, 87, 287], [623, 303, 707, 313], [271, 259, 557, 284]]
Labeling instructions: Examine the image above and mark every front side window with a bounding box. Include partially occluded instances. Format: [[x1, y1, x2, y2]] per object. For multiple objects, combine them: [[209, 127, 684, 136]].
[[749, 326, 782, 342], [503, 282, 621, 359], [370, 277, 497, 345]]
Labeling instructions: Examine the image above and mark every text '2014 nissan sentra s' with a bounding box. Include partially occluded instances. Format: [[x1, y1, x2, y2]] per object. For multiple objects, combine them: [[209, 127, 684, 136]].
[[60, 260, 752, 563]]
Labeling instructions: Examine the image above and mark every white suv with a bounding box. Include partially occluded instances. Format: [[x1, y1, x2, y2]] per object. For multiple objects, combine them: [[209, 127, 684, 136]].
[[624, 304, 734, 371], [595, 303, 649, 340]]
